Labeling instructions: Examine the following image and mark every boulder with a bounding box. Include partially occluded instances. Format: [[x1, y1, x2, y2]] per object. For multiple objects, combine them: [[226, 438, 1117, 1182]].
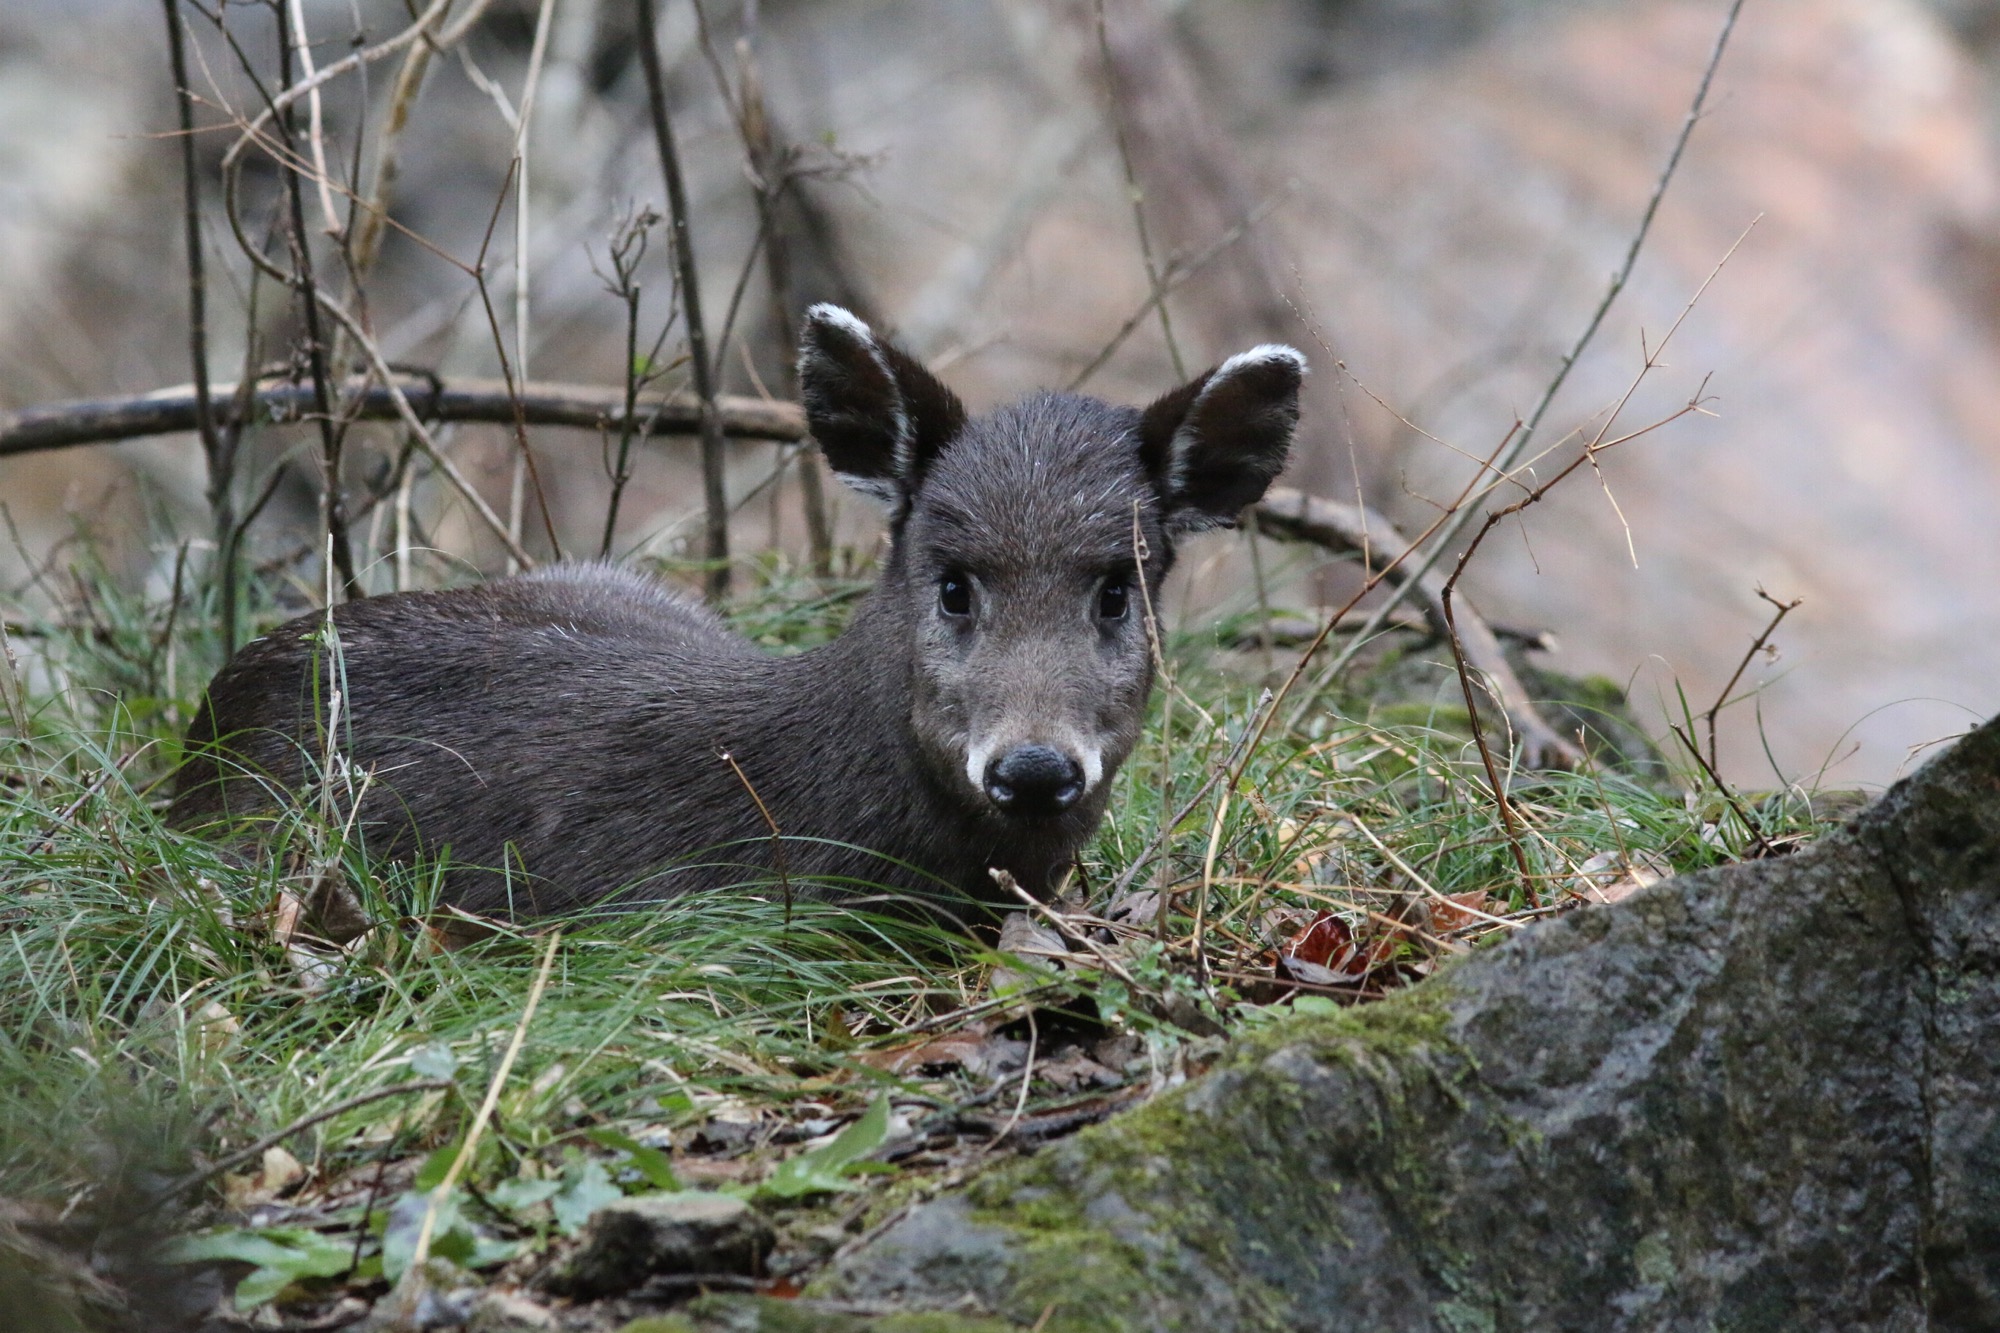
[[549, 1193, 774, 1299], [667, 711, 2000, 1329]]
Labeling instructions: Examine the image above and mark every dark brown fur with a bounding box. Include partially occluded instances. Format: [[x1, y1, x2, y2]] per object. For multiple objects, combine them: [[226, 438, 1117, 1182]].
[[170, 308, 1302, 921]]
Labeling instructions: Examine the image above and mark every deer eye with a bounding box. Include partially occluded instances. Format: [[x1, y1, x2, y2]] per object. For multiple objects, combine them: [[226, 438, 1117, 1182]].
[[1098, 574, 1130, 621], [938, 571, 973, 618]]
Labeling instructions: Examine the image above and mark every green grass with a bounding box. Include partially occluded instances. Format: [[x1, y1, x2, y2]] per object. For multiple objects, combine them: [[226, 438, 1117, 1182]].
[[0, 553, 1847, 1314]]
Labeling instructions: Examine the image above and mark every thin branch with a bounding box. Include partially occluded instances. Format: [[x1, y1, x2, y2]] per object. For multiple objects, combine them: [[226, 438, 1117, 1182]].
[[311, 300, 536, 567], [221, 0, 496, 156], [1701, 587, 1801, 771], [274, 1, 358, 600], [1067, 189, 1290, 393], [346, 0, 449, 278], [285, 0, 344, 236], [599, 207, 662, 557], [506, 0, 561, 569], [1313, 0, 1747, 692], [469, 159, 563, 562], [1094, 0, 1185, 380], [635, 0, 732, 601], [0, 376, 806, 457], [161, 0, 236, 650], [1668, 723, 1777, 858], [1252, 487, 1581, 770], [144, 1079, 455, 1213], [719, 749, 791, 926]]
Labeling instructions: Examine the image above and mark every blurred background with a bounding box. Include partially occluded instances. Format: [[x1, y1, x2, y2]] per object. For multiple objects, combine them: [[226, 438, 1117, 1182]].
[[3, 0, 1998, 787]]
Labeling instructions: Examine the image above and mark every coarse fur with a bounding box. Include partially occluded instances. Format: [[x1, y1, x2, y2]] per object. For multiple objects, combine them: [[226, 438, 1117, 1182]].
[[170, 307, 1303, 922]]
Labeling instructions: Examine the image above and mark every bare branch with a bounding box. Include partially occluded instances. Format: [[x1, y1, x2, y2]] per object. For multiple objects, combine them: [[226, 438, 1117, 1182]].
[[1315, 0, 1748, 678], [0, 377, 806, 458], [635, 0, 732, 601], [1700, 587, 1802, 771], [160, 0, 236, 648], [274, 0, 358, 600], [1253, 487, 1583, 772]]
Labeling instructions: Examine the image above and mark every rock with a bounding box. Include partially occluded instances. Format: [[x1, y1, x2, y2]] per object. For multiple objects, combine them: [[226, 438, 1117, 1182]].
[[548, 1192, 774, 1298], [670, 712, 2000, 1329], [467, 1288, 559, 1333]]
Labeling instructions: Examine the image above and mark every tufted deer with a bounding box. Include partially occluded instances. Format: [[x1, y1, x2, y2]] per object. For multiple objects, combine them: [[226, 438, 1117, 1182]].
[[170, 306, 1303, 921]]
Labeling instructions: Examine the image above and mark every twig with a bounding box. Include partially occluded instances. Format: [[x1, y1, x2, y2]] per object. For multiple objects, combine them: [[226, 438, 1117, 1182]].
[[1310, 0, 1747, 696], [636, 0, 732, 601], [1066, 188, 1290, 393], [719, 749, 791, 927], [161, 0, 236, 650], [1251, 487, 1579, 769], [0, 376, 806, 457], [310, 300, 536, 567], [1668, 723, 1776, 858], [740, 44, 834, 577], [600, 207, 662, 557], [1432, 219, 1753, 895], [285, 0, 343, 236], [273, 1, 358, 600], [144, 1079, 454, 1214], [1094, 0, 1185, 380], [223, 0, 498, 153], [346, 0, 450, 278], [1701, 587, 1801, 771], [468, 159, 563, 562], [506, 0, 561, 570]]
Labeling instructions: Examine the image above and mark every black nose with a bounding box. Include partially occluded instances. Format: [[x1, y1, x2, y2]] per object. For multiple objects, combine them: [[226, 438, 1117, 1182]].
[[984, 746, 1085, 816]]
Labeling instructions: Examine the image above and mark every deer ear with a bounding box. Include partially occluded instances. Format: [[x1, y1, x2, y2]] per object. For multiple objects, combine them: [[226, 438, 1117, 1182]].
[[798, 304, 967, 506], [1138, 345, 1304, 534]]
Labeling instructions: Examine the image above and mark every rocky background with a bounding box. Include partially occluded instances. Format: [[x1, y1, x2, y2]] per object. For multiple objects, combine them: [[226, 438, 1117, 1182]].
[[5, 0, 2000, 784]]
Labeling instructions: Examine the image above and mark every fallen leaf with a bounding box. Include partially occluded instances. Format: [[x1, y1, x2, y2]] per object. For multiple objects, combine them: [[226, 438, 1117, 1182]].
[[1427, 891, 1500, 934], [1572, 850, 1671, 905]]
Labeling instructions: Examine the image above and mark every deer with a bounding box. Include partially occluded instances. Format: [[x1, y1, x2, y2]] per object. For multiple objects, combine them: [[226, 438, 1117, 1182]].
[[169, 306, 1304, 925]]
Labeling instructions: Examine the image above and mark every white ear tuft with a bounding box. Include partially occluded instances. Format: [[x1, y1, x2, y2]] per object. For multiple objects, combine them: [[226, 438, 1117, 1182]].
[[1213, 344, 1308, 381], [804, 303, 875, 343]]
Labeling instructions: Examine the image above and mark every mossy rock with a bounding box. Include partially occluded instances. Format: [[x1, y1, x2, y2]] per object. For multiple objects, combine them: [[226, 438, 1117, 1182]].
[[776, 714, 2000, 1329]]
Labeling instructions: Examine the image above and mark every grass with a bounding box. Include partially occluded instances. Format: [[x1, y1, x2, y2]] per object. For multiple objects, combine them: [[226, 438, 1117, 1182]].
[[0, 552, 1847, 1316]]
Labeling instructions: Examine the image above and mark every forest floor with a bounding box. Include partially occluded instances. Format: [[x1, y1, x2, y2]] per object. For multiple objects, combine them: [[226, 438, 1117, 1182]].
[[0, 557, 1851, 1331]]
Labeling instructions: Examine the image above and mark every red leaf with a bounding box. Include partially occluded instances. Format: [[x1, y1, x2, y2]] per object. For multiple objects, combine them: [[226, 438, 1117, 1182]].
[[1284, 911, 1352, 967]]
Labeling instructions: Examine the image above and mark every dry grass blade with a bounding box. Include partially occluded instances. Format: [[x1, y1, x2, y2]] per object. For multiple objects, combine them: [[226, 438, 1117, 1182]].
[[408, 929, 562, 1271]]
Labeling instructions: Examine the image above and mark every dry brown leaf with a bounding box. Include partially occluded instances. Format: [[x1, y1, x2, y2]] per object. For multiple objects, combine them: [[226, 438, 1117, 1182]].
[[1427, 891, 1501, 934]]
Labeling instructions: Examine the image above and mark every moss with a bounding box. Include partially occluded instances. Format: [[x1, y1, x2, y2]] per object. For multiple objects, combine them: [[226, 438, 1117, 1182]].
[[652, 1296, 1023, 1331], [921, 980, 1482, 1330]]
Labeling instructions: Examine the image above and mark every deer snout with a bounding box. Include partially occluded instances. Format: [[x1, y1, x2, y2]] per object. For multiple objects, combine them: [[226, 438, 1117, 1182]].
[[982, 745, 1085, 817]]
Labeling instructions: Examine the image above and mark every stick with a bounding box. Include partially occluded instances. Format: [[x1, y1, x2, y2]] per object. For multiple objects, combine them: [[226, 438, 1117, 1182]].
[[1668, 722, 1777, 858], [145, 1079, 454, 1213], [1311, 0, 1748, 685], [161, 0, 237, 650], [719, 749, 791, 927], [274, 1, 358, 600], [635, 0, 732, 601], [1252, 487, 1582, 770], [0, 376, 807, 457], [1701, 587, 1801, 771], [1094, 0, 1185, 380]]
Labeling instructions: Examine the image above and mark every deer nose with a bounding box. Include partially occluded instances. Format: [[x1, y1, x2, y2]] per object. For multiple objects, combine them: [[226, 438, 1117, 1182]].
[[984, 746, 1085, 816]]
